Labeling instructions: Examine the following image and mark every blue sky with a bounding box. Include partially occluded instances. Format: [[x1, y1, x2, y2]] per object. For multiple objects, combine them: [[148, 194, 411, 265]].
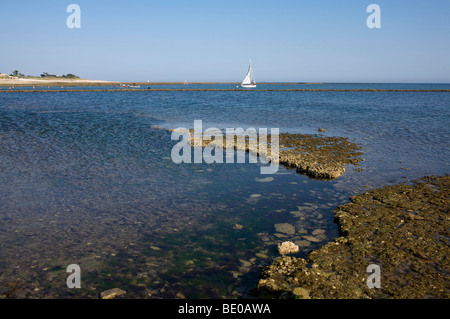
[[1, 0, 449, 82]]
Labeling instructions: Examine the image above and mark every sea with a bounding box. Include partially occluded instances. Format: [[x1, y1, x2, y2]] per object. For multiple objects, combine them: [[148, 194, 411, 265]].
[[0, 83, 449, 298]]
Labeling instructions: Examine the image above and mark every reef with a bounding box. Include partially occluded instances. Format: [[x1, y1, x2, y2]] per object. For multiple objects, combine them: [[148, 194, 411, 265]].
[[277, 133, 363, 179], [171, 128, 364, 180], [257, 175, 450, 299]]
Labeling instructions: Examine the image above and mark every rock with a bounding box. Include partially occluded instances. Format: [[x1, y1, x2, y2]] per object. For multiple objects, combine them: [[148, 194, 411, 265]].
[[255, 177, 274, 183], [293, 287, 311, 299], [257, 232, 270, 242], [176, 292, 186, 299], [100, 288, 126, 299], [185, 129, 364, 180], [259, 175, 450, 299], [295, 240, 311, 247], [240, 259, 252, 268], [274, 223, 296, 235], [302, 235, 321, 242], [250, 194, 262, 198], [290, 211, 302, 218], [315, 233, 328, 241], [312, 229, 326, 235], [256, 252, 269, 259], [278, 241, 299, 255], [296, 205, 315, 212], [234, 224, 244, 230]]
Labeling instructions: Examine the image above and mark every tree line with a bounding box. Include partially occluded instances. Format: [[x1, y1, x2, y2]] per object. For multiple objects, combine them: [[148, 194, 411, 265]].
[[8, 70, 79, 79]]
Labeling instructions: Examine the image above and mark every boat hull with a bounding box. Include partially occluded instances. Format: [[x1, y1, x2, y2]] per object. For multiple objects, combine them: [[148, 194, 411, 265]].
[[241, 84, 256, 88]]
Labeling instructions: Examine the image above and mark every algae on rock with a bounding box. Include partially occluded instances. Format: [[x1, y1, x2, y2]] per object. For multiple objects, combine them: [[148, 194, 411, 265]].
[[258, 175, 450, 299]]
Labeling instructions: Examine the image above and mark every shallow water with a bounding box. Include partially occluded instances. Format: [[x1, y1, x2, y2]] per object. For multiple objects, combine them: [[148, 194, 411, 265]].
[[0, 85, 449, 298]]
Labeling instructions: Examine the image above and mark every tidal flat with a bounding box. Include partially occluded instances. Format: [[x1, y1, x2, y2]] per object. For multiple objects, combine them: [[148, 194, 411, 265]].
[[258, 175, 450, 299]]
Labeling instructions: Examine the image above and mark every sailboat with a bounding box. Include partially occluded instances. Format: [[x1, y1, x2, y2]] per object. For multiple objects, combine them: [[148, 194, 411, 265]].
[[241, 59, 256, 88]]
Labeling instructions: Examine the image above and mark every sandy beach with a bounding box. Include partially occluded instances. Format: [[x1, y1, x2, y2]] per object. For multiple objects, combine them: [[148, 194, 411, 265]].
[[0, 77, 118, 87]]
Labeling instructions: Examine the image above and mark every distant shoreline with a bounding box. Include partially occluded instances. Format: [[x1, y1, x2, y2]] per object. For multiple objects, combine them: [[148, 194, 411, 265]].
[[0, 79, 322, 87], [1, 79, 449, 88], [2, 89, 450, 93], [0, 78, 118, 87]]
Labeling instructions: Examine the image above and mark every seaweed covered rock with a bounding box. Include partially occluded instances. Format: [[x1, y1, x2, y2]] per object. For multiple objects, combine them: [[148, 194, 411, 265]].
[[172, 129, 364, 180], [277, 133, 363, 179], [258, 175, 450, 299]]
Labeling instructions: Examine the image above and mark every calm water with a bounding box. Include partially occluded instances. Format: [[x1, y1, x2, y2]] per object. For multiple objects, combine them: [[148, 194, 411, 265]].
[[0, 84, 449, 298]]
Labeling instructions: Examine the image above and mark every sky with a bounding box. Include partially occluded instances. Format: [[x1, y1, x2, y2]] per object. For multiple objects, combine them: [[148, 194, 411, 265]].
[[1, 0, 449, 83]]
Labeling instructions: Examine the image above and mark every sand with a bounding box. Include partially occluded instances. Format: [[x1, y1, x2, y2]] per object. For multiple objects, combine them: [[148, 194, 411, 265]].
[[0, 78, 118, 87]]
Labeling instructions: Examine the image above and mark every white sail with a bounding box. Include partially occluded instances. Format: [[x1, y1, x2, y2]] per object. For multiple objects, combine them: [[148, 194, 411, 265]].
[[241, 60, 256, 87], [242, 72, 252, 85]]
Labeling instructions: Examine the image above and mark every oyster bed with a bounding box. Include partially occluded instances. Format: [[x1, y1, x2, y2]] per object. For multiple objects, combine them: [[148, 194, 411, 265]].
[[257, 175, 450, 299]]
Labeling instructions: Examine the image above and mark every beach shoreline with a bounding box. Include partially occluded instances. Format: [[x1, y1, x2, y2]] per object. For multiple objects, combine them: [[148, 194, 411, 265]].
[[0, 78, 118, 87]]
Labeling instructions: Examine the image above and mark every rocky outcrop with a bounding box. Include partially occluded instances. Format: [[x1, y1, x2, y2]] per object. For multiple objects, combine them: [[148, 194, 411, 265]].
[[277, 133, 363, 179], [258, 175, 450, 299], [171, 129, 364, 180]]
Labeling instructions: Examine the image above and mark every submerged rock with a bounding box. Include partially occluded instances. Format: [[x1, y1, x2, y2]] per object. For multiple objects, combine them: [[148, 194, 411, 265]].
[[312, 229, 326, 235], [293, 287, 311, 299], [274, 223, 296, 235], [240, 259, 252, 268], [277, 133, 363, 179], [302, 235, 321, 243], [100, 288, 126, 299], [256, 252, 269, 259], [255, 177, 274, 183], [294, 240, 311, 247], [182, 129, 364, 180]]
